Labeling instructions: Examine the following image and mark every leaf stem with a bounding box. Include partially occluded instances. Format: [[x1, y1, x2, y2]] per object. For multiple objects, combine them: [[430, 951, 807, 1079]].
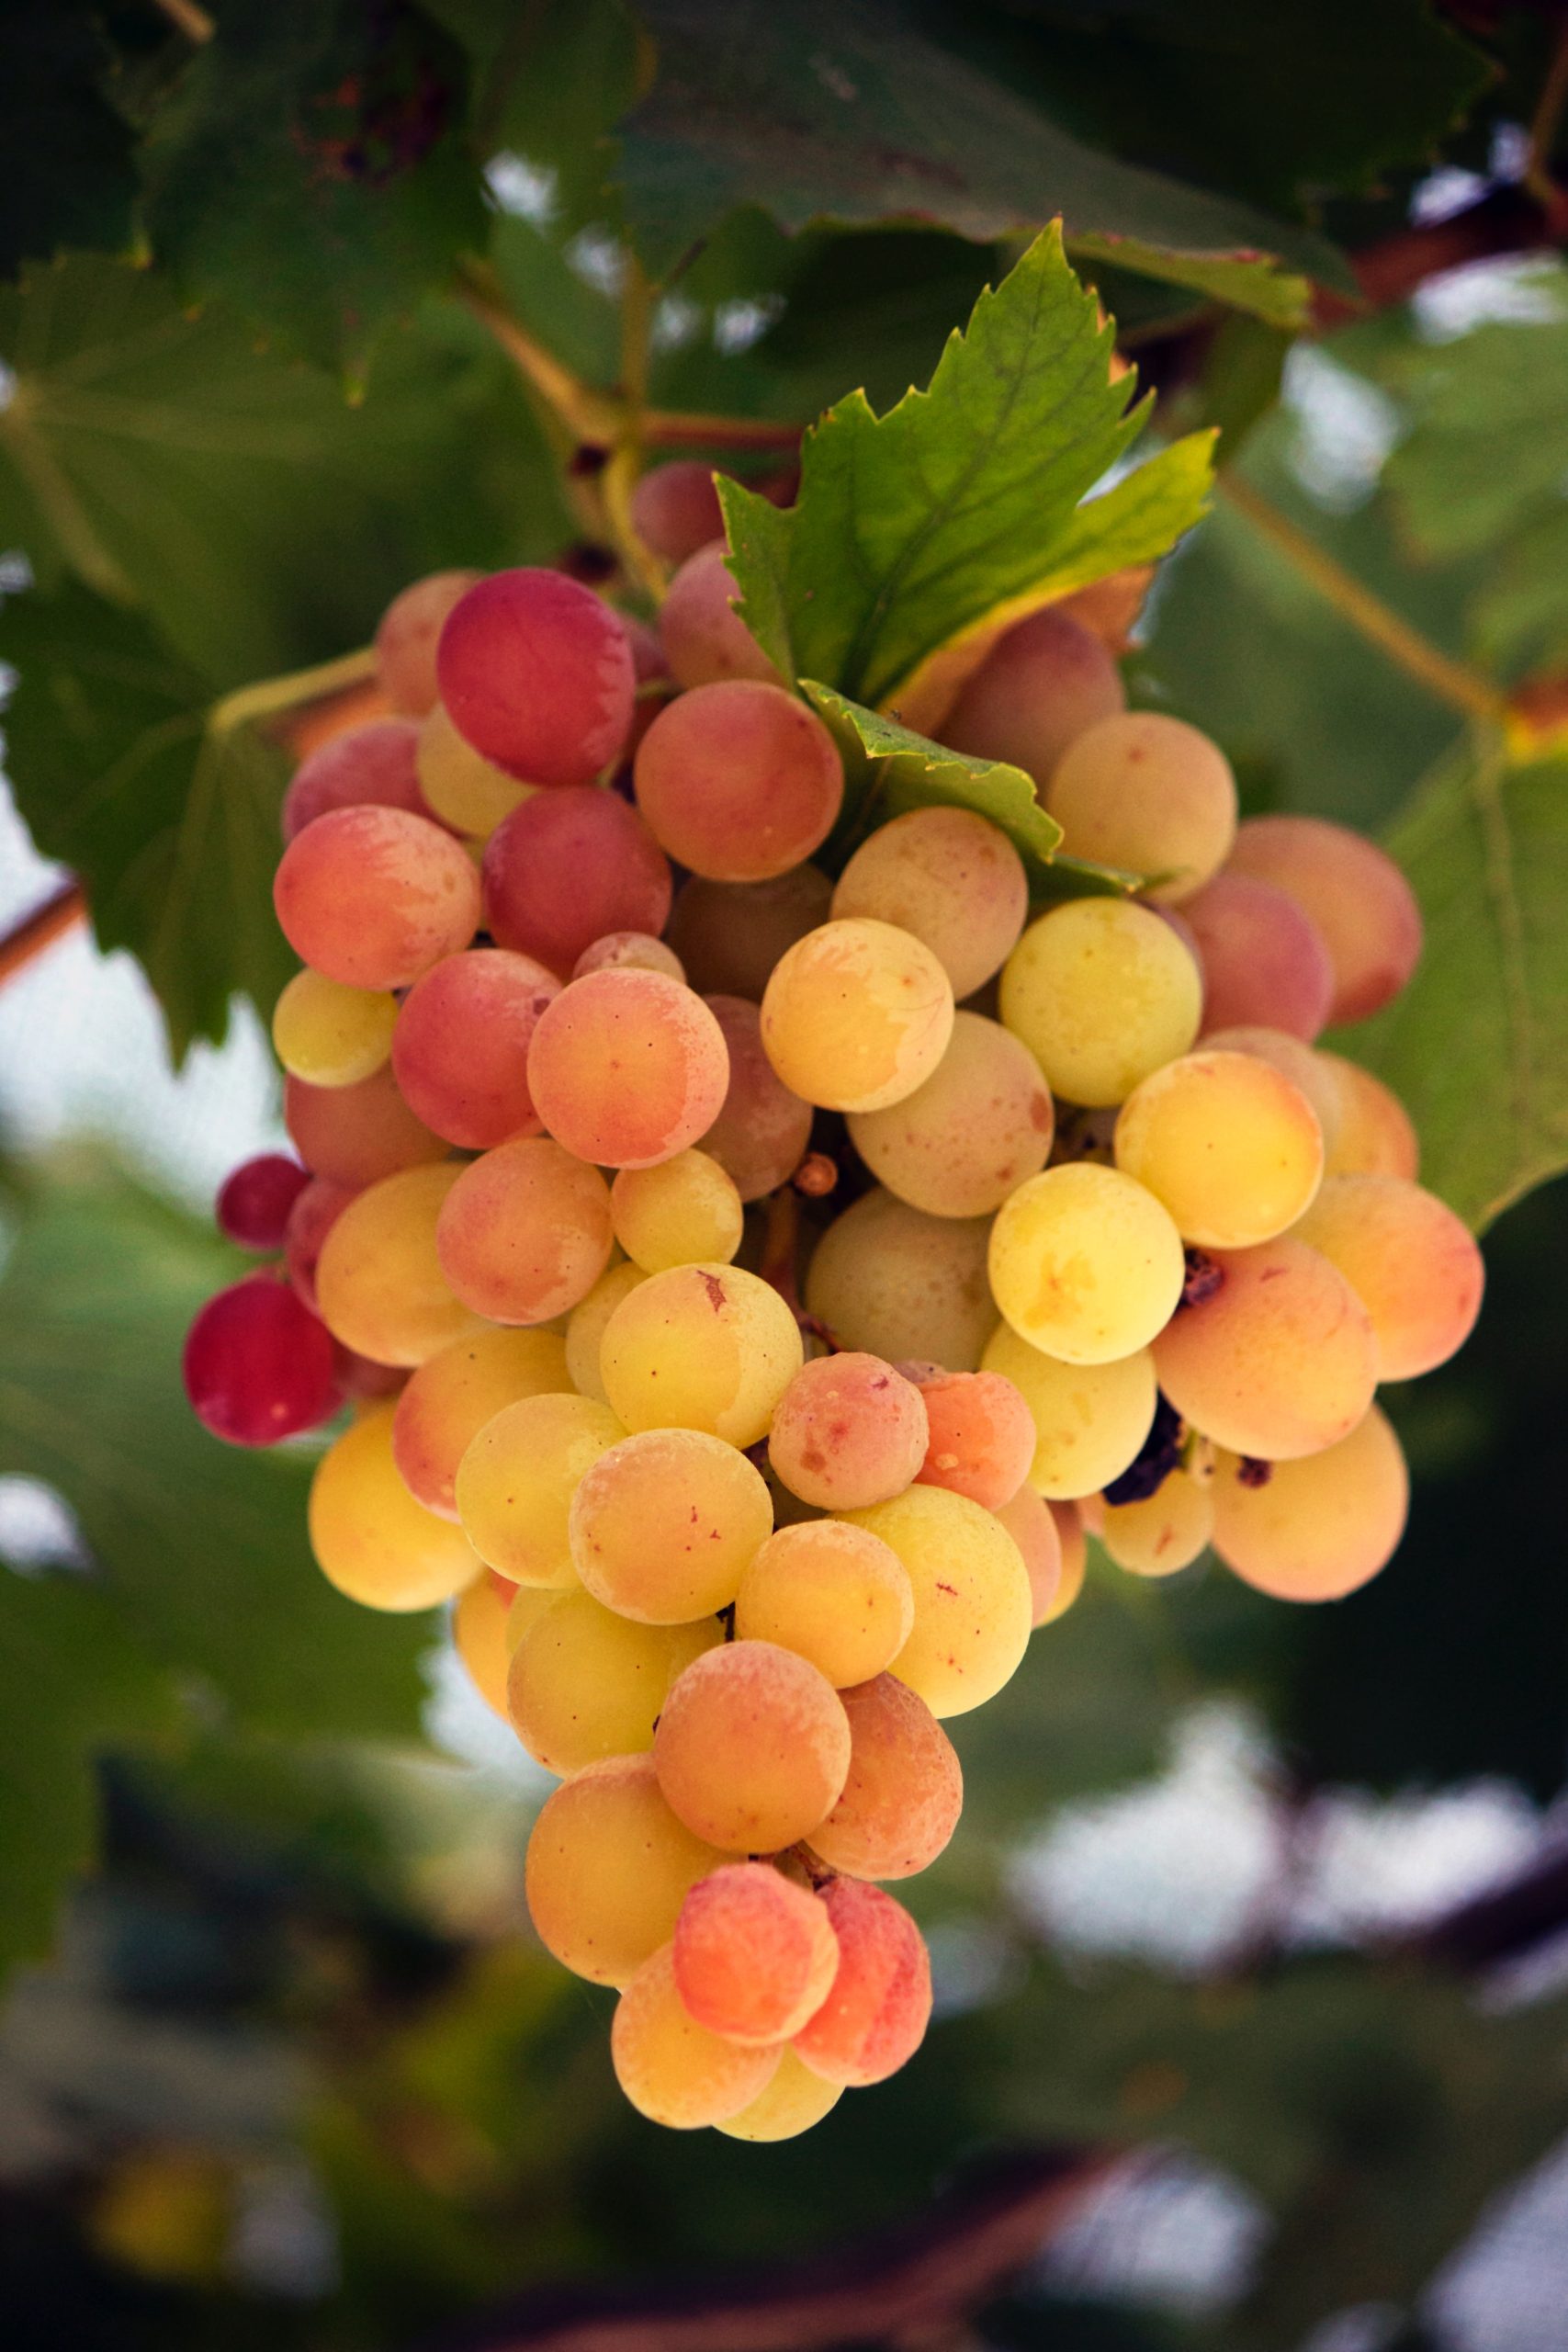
[[641, 410, 803, 452], [210, 645, 378, 736], [456, 265, 622, 447], [1217, 472, 1508, 725], [1524, 16, 1568, 219]]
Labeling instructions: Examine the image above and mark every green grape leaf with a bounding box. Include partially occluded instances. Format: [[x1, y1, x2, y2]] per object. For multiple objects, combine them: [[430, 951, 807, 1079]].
[[0, 582, 297, 1060], [1351, 738, 1568, 1231], [139, 0, 489, 378], [618, 0, 1343, 318], [716, 227, 1213, 710], [803, 684, 1135, 901], [0, 1163, 432, 1743], [0, 0, 137, 278], [430, 0, 642, 232]]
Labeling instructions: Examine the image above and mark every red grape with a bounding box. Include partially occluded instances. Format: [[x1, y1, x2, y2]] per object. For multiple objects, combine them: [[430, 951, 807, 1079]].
[[392, 948, 561, 1149], [281, 719, 440, 842], [482, 788, 672, 975], [634, 681, 843, 880], [216, 1154, 309, 1251], [435, 568, 637, 786], [184, 1273, 339, 1447], [1184, 871, 1335, 1041], [630, 462, 726, 564]]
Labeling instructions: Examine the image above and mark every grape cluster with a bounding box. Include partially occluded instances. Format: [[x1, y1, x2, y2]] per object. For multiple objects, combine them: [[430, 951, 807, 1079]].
[[186, 479, 1483, 2136]]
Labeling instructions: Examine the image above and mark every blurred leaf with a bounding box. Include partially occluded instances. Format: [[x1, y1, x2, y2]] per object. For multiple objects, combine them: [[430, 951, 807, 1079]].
[[139, 0, 488, 377], [1352, 738, 1568, 1229], [0, 0, 137, 278], [432, 0, 642, 229], [719, 228, 1212, 707]]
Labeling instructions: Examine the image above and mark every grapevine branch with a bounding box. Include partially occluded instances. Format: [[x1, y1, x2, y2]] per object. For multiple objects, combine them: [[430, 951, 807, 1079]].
[[0, 881, 87, 985]]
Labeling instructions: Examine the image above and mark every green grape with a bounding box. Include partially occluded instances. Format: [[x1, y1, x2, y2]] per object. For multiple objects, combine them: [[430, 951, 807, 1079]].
[[599, 1262, 804, 1446], [315, 1164, 481, 1368], [508, 1589, 721, 1773], [272, 967, 398, 1088], [1000, 898, 1201, 1108], [830, 807, 1029, 1000], [988, 1164, 1185, 1364], [1113, 1049, 1324, 1250], [525, 1756, 726, 1986], [980, 1323, 1156, 1498], [1100, 1465, 1213, 1577], [610, 1149, 744, 1272], [309, 1403, 482, 1611], [734, 1521, 914, 1688], [654, 1640, 852, 1852], [1210, 1405, 1408, 1600], [805, 1189, 995, 1372], [848, 1012, 1054, 1218], [761, 919, 954, 1113], [844, 1486, 1031, 1718], [570, 1428, 773, 1622], [455, 1390, 625, 1586], [612, 1942, 782, 2129]]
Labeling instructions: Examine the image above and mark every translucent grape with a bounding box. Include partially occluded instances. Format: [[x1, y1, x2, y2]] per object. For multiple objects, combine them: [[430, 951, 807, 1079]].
[[1317, 1052, 1420, 1180], [1047, 712, 1235, 902], [455, 1391, 626, 1586], [272, 968, 398, 1088], [309, 1403, 482, 1611], [436, 568, 636, 786], [564, 1261, 647, 1405], [1041, 1500, 1088, 1622], [807, 1673, 962, 1881], [613, 1942, 781, 2129], [767, 1353, 930, 1510], [610, 1150, 744, 1272], [283, 1175, 356, 1310], [1001, 898, 1201, 1108], [392, 1327, 570, 1519], [666, 865, 833, 1000], [573, 932, 685, 982], [1152, 1236, 1378, 1461], [315, 1164, 479, 1367], [1182, 873, 1334, 1041], [1227, 814, 1423, 1024], [672, 1863, 839, 2042], [658, 540, 782, 689], [1211, 1405, 1409, 1600], [989, 1164, 1186, 1363], [654, 1640, 852, 1851], [416, 702, 534, 838], [508, 1590, 721, 1774], [848, 1012, 1053, 1217], [527, 971, 730, 1170], [184, 1274, 338, 1446], [276, 805, 480, 992], [1291, 1172, 1484, 1379], [696, 995, 814, 1201], [634, 681, 844, 881], [504, 1581, 558, 1654], [1100, 1465, 1213, 1577], [283, 1065, 446, 1189], [845, 1486, 1031, 1717], [761, 920, 954, 1114], [733, 1521, 914, 1687], [452, 1574, 513, 1716], [910, 1367, 1036, 1510], [716, 2049, 843, 2141], [1200, 1026, 1344, 1151], [374, 570, 481, 716], [600, 1261, 804, 1445], [570, 1428, 773, 1622], [526, 1757, 726, 1986], [805, 1189, 995, 1372], [482, 786, 672, 976], [940, 606, 1125, 785], [992, 1484, 1064, 1623], [435, 1137, 614, 1325], [1113, 1049, 1324, 1250], [792, 1879, 931, 2088], [215, 1154, 308, 1251], [629, 460, 725, 562], [980, 1323, 1157, 1498], [280, 718, 434, 842], [391, 948, 560, 1149], [830, 807, 1028, 1001]]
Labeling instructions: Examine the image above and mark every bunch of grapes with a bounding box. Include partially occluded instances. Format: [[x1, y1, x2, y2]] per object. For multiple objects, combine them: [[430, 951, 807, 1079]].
[[185, 471, 1484, 2137]]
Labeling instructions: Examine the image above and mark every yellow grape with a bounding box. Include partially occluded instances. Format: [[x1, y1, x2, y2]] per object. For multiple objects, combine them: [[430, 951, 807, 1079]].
[[767, 1352, 930, 1510], [272, 967, 398, 1087], [1292, 1173, 1483, 1378], [734, 1520, 915, 1687], [573, 931, 686, 983], [654, 1640, 852, 1852], [525, 1757, 726, 1985], [716, 2048, 844, 2141], [570, 1429, 773, 1622], [452, 1574, 513, 1714], [612, 1943, 781, 2130], [991, 1483, 1063, 1623], [988, 1164, 1185, 1364], [1153, 1237, 1378, 1461], [1200, 1025, 1345, 1149], [847, 1012, 1054, 1218], [315, 1164, 480, 1367], [455, 1390, 625, 1586], [417, 702, 534, 838], [392, 1326, 570, 1519], [610, 1149, 744, 1272], [564, 1261, 647, 1405], [761, 919, 954, 1113], [1100, 1466, 1213, 1577], [600, 1262, 804, 1446], [844, 1486, 1031, 1718], [309, 1403, 482, 1611], [829, 807, 1029, 1000], [1210, 1406, 1408, 1600], [671, 1862, 839, 2041], [981, 1323, 1156, 1498], [1043, 712, 1236, 903], [504, 1579, 559, 1653], [1317, 1052, 1420, 1180], [508, 1589, 721, 1774], [807, 1672, 962, 1880], [1000, 898, 1201, 1107], [805, 1188, 995, 1372], [1113, 1049, 1324, 1250]]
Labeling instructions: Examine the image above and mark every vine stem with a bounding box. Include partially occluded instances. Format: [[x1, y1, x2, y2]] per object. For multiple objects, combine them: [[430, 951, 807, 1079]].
[[150, 0, 214, 36], [1217, 472, 1509, 726], [1524, 14, 1568, 220], [0, 881, 87, 986]]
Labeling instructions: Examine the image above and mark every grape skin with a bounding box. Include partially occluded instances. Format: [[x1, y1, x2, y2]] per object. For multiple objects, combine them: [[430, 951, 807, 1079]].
[[434, 1136, 614, 1325], [940, 605, 1125, 785], [629, 461, 726, 563], [696, 995, 814, 1202], [988, 1164, 1186, 1364], [612, 1943, 782, 2130], [653, 1639, 852, 1852], [1112, 1049, 1325, 1250], [1226, 813, 1423, 1025], [435, 568, 637, 787], [374, 571, 482, 716], [733, 1521, 915, 1688], [392, 948, 560, 1150], [666, 865, 833, 1000], [452, 1574, 513, 1716], [1290, 1172, 1484, 1379], [634, 680, 844, 881], [525, 1757, 726, 1987], [391, 1326, 570, 1520], [658, 541, 783, 689], [273, 805, 480, 990], [1043, 711, 1236, 903], [215, 1155, 308, 1252], [849, 1011, 1054, 1218], [829, 807, 1028, 1000], [527, 971, 731, 1171], [309, 1402, 483, 1611], [280, 718, 436, 842], [316, 1164, 481, 1367], [911, 1368, 1037, 1510], [184, 1274, 339, 1447], [569, 1428, 774, 1623], [482, 788, 673, 978], [761, 919, 955, 1114], [508, 1590, 721, 1775], [1100, 1466, 1214, 1577], [992, 1483, 1064, 1623], [716, 2048, 844, 2142], [272, 969, 398, 1088], [283, 1065, 446, 1189], [792, 1879, 931, 2088], [671, 1863, 839, 2042], [767, 1352, 930, 1510], [807, 1672, 963, 1881], [980, 1324, 1157, 1499], [563, 1262, 647, 1405], [845, 1485, 1032, 1718], [600, 1262, 804, 1447], [455, 1391, 626, 1588], [416, 702, 534, 838], [610, 1150, 744, 1272], [1000, 898, 1201, 1109], [806, 1189, 997, 1373], [1316, 1052, 1420, 1180], [1210, 1406, 1408, 1600], [1182, 873, 1334, 1042]]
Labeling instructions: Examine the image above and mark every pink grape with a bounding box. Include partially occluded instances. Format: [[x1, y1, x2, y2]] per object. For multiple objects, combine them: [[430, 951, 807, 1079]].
[[280, 719, 442, 842], [633, 681, 843, 881], [572, 933, 685, 983], [274, 806, 480, 989], [629, 461, 725, 563], [910, 1368, 1036, 1510], [1183, 872, 1335, 1041], [391, 948, 560, 1149], [941, 605, 1125, 785], [1317, 1053, 1421, 1181], [283, 1176, 356, 1310], [697, 994, 814, 1201], [216, 1154, 308, 1251], [482, 788, 672, 975], [671, 1864, 839, 2043], [666, 865, 834, 1000], [659, 541, 782, 689], [654, 1640, 852, 1853], [792, 1879, 931, 2087], [807, 1672, 963, 1881], [1226, 814, 1423, 1024], [184, 1273, 339, 1446], [527, 970, 730, 1170], [435, 568, 636, 786], [767, 1352, 930, 1510], [993, 1484, 1065, 1624], [1291, 1172, 1485, 1380], [283, 1066, 446, 1189], [435, 1136, 614, 1323], [373, 570, 482, 715]]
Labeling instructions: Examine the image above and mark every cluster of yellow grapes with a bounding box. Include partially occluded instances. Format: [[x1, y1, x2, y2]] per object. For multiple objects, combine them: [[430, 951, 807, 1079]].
[[187, 472, 1484, 2137]]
